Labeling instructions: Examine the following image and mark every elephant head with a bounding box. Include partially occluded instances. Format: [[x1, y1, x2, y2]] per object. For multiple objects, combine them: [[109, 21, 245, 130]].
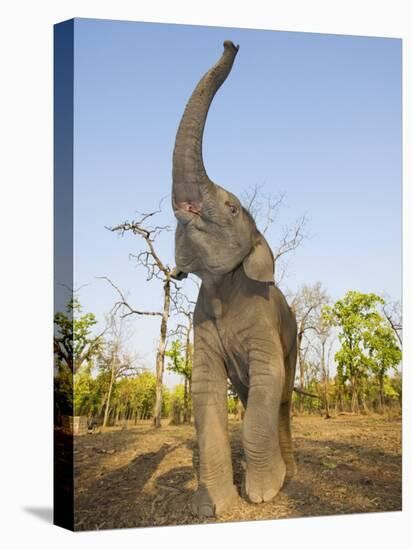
[[172, 41, 274, 285]]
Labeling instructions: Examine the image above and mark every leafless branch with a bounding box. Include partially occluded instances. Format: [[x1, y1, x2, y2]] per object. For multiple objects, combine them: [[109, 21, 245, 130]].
[[383, 300, 402, 346], [242, 184, 286, 235], [273, 215, 308, 262], [274, 257, 290, 288], [106, 205, 173, 280], [97, 276, 162, 318]]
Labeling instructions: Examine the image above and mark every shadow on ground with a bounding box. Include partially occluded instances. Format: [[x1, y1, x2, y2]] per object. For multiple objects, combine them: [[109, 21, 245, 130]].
[[73, 417, 401, 530]]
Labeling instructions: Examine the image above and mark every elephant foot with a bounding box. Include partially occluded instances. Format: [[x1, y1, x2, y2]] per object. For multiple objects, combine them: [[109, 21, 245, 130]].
[[190, 483, 238, 517], [245, 456, 286, 504]]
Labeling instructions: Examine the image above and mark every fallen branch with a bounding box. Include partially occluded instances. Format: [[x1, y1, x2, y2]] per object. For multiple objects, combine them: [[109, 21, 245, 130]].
[[293, 386, 320, 399]]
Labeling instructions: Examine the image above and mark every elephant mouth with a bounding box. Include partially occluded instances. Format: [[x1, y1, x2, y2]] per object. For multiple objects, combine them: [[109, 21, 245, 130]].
[[173, 197, 203, 225], [178, 200, 201, 216]]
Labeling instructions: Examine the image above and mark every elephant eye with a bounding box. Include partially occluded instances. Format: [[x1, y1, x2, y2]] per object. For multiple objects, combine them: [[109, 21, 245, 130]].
[[225, 201, 238, 216]]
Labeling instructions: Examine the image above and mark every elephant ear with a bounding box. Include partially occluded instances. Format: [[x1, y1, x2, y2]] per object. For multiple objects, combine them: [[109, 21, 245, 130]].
[[242, 233, 274, 283]]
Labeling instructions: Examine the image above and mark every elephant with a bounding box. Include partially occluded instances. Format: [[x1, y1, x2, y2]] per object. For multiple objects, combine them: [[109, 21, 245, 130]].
[[171, 40, 298, 517]]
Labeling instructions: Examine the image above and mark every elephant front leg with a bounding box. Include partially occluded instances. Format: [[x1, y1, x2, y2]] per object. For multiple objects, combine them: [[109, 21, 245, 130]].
[[243, 346, 286, 503], [191, 350, 238, 517]]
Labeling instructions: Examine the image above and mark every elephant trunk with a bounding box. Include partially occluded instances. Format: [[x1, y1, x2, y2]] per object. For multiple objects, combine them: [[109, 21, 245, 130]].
[[172, 41, 239, 207]]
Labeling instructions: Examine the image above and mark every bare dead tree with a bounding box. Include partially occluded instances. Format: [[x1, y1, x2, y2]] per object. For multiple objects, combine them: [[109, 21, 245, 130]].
[[53, 286, 108, 376], [272, 216, 307, 281], [309, 317, 336, 418], [383, 299, 402, 346], [291, 282, 330, 413], [242, 184, 285, 235], [103, 205, 182, 428], [97, 315, 143, 427], [241, 184, 308, 286], [98, 277, 163, 319]]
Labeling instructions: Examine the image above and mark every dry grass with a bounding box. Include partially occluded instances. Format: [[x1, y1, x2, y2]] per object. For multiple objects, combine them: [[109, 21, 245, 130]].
[[72, 415, 401, 531]]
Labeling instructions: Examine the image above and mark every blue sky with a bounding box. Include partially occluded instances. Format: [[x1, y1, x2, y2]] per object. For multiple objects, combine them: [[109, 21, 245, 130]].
[[70, 18, 401, 385]]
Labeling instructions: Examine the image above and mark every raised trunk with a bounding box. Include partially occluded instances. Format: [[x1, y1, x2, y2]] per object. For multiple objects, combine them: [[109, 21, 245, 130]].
[[172, 41, 239, 205]]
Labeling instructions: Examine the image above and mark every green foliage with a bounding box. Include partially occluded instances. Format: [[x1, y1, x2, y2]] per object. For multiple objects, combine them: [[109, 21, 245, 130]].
[[165, 340, 192, 380], [321, 291, 402, 412], [171, 384, 185, 407], [54, 298, 103, 374], [73, 362, 95, 416], [134, 372, 157, 419], [364, 323, 402, 379], [390, 370, 402, 403], [162, 386, 171, 417], [98, 371, 172, 423], [291, 290, 402, 416], [324, 291, 384, 383], [54, 363, 73, 417], [165, 339, 193, 423], [227, 395, 237, 415], [169, 385, 185, 424]]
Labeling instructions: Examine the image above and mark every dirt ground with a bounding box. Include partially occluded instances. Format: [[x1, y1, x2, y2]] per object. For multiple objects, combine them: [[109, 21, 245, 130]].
[[73, 414, 402, 531]]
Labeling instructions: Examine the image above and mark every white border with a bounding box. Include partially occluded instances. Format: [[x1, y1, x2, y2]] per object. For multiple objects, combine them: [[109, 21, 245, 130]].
[[0, 1, 409, 549]]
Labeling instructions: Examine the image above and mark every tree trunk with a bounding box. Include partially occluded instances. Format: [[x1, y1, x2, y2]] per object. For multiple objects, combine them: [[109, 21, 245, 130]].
[[183, 376, 189, 423], [351, 375, 359, 414], [379, 372, 386, 413], [97, 391, 107, 419], [297, 332, 305, 413], [324, 385, 330, 418], [320, 341, 330, 418], [183, 329, 192, 424], [188, 376, 192, 423], [238, 399, 245, 420], [103, 364, 116, 427], [153, 278, 171, 428], [361, 393, 369, 414]]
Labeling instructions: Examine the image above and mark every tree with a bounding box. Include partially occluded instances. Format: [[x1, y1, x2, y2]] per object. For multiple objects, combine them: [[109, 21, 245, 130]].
[[364, 323, 402, 411], [227, 395, 237, 416], [103, 205, 182, 428], [165, 336, 193, 424], [168, 385, 185, 425], [73, 361, 95, 416], [134, 372, 158, 420], [97, 316, 141, 427], [324, 291, 401, 413], [167, 290, 195, 423], [241, 184, 308, 286], [383, 298, 402, 346], [54, 297, 104, 375], [54, 298, 105, 421], [310, 312, 335, 417], [291, 282, 330, 412]]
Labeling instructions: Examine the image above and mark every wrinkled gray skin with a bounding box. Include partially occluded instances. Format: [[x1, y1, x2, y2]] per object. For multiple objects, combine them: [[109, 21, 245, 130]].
[[172, 41, 297, 517]]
